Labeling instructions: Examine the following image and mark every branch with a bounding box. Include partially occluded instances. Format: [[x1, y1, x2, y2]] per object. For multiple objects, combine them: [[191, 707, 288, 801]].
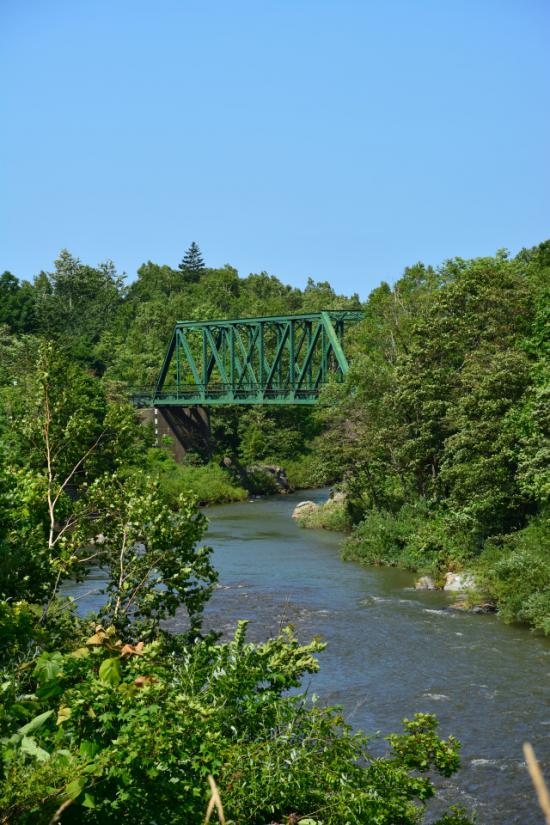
[[51, 430, 106, 513], [122, 548, 173, 617], [113, 525, 130, 621]]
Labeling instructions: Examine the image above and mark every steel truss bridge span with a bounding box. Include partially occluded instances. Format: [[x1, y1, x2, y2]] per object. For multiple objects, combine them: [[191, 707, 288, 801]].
[[136, 310, 363, 407]]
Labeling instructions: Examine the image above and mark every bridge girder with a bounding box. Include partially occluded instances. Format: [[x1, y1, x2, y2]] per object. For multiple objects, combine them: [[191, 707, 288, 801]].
[[135, 311, 363, 407]]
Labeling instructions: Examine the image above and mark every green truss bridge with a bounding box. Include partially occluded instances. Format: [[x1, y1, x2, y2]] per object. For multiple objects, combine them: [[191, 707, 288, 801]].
[[132, 310, 363, 407]]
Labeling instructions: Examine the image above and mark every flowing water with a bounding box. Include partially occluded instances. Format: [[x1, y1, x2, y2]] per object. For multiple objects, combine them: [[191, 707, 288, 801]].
[[65, 487, 550, 824]]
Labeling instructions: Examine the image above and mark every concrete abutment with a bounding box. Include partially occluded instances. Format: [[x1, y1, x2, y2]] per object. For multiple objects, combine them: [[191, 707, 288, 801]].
[[139, 406, 212, 462]]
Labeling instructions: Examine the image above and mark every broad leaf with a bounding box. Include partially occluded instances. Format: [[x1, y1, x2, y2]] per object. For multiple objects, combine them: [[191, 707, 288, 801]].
[[18, 709, 54, 736], [65, 777, 86, 800], [20, 736, 50, 762], [56, 705, 72, 725], [98, 656, 122, 687]]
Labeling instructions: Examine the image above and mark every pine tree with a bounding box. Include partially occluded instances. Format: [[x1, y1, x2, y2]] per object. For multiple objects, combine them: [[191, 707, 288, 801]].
[[178, 242, 205, 282]]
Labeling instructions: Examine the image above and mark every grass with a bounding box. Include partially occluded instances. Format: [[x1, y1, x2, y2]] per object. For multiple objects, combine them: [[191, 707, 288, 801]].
[[145, 449, 248, 505]]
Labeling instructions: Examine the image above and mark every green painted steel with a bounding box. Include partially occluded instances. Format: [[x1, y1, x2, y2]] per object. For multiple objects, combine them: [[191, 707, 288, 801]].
[[135, 311, 363, 407]]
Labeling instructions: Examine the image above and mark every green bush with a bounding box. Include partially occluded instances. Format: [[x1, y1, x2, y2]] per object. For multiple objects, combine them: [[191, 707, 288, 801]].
[[477, 515, 550, 633], [298, 500, 352, 532], [343, 507, 416, 567], [144, 449, 247, 505], [0, 622, 470, 825], [284, 453, 334, 490], [0, 601, 42, 666], [242, 466, 280, 496], [343, 503, 475, 574]]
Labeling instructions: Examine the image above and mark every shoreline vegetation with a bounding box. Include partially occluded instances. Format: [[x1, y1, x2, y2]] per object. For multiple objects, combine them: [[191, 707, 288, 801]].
[[291, 243, 550, 637], [0, 239, 548, 821]]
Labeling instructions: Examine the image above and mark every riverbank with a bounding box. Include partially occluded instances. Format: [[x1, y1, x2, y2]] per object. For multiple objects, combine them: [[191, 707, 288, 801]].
[[146, 449, 331, 506], [59, 487, 550, 823], [176, 489, 550, 825], [294, 491, 550, 636]]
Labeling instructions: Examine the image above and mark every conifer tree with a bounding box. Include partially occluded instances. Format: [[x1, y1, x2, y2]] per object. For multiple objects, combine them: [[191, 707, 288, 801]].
[[178, 241, 205, 282]]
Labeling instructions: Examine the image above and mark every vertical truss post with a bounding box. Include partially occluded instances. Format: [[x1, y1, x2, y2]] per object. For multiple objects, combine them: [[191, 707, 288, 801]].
[[258, 322, 264, 396], [289, 319, 295, 395], [175, 331, 181, 399], [201, 329, 207, 390], [306, 320, 312, 390], [229, 326, 235, 392]]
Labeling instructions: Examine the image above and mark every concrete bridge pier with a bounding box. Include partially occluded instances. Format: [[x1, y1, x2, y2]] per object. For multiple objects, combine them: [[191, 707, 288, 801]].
[[139, 406, 212, 462]]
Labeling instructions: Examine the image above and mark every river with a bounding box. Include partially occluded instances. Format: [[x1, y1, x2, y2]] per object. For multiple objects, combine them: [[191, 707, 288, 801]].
[[64, 487, 550, 824]]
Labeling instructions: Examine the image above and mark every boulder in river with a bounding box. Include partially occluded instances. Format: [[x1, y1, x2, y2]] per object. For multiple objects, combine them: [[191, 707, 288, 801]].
[[415, 576, 437, 590], [292, 500, 319, 519], [446, 601, 496, 615], [443, 572, 476, 591]]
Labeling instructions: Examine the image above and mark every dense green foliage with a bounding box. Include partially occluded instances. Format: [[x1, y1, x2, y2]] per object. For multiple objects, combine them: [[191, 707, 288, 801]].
[[0, 610, 468, 824], [144, 447, 248, 505], [0, 245, 475, 822], [2, 240, 549, 634], [321, 243, 550, 632]]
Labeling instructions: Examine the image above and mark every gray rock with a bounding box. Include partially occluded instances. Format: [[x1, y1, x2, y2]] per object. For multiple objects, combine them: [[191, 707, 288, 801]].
[[292, 501, 319, 519], [247, 464, 291, 493], [415, 576, 436, 590], [443, 572, 476, 592]]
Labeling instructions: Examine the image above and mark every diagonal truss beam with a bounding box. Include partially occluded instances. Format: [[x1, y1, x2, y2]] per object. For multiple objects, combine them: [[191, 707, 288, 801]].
[[151, 310, 363, 406]]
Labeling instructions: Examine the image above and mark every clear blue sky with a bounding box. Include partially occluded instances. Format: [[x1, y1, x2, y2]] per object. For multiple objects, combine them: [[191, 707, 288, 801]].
[[1, 0, 549, 299]]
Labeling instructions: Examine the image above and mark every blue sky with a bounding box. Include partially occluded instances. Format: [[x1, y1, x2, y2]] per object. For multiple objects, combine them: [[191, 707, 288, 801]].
[[1, 0, 549, 299]]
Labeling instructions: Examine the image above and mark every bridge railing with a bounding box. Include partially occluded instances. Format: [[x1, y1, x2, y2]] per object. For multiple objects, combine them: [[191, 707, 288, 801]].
[[127, 382, 325, 407]]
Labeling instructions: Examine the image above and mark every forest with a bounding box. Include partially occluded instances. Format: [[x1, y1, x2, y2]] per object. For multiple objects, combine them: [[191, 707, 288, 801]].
[[0, 239, 548, 822]]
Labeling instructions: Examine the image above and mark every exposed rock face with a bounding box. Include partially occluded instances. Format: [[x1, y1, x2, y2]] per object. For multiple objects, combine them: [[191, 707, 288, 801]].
[[443, 572, 476, 591], [415, 576, 436, 590], [291, 501, 319, 519]]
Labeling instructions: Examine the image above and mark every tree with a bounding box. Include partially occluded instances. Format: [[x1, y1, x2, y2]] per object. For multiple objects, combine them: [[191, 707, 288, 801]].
[[79, 472, 216, 636], [34, 250, 125, 366], [127, 261, 181, 302], [178, 241, 205, 283], [0, 342, 149, 606], [0, 272, 36, 332]]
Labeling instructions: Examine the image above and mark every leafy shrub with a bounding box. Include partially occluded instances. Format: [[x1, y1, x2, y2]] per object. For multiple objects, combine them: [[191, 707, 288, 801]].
[[242, 466, 280, 496], [0, 623, 470, 825], [343, 502, 475, 574], [284, 453, 334, 490], [145, 448, 247, 504], [0, 601, 42, 666], [477, 515, 550, 633]]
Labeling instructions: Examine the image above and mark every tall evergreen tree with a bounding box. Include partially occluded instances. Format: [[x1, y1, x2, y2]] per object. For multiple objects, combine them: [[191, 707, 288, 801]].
[[178, 241, 205, 282]]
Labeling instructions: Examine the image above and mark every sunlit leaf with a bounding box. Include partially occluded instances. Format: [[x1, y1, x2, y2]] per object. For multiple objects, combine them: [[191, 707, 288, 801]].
[[20, 736, 50, 762], [56, 705, 72, 725], [18, 709, 54, 736], [65, 777, 86, 800], [98, 656, 122, 686]]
